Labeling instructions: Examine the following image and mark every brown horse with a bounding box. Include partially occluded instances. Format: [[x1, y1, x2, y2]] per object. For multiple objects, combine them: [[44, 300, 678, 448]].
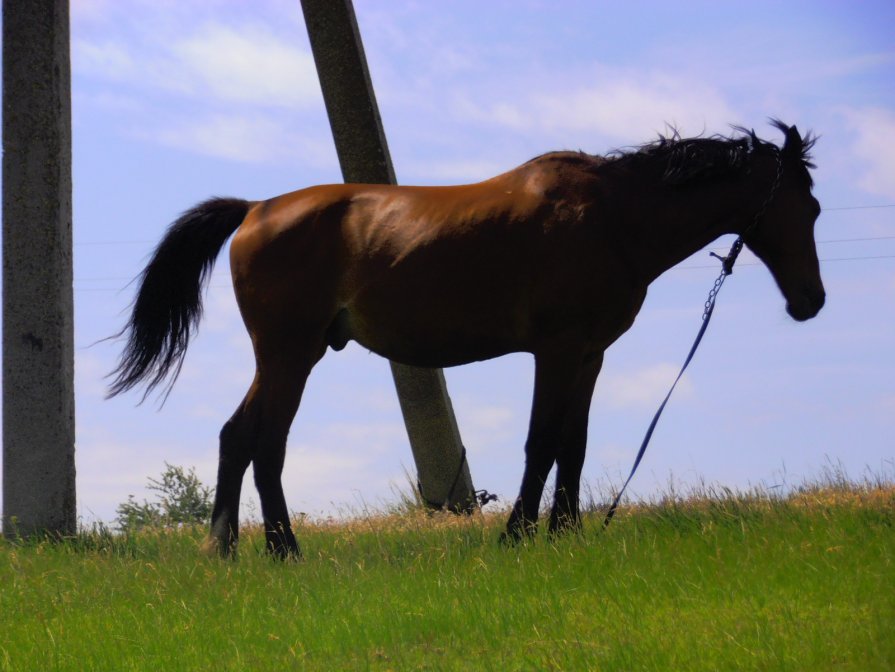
[[109, 120, 824, 557]]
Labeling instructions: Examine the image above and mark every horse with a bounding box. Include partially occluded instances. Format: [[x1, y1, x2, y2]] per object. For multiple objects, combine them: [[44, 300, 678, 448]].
[[109, 119, 824, 558]]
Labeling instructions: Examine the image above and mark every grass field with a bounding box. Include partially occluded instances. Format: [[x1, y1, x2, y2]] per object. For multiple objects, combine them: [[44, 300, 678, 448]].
[[1, 474, 892, 671]]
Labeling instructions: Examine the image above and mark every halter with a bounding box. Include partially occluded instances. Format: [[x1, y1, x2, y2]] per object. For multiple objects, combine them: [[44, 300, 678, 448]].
[[704, 150, 784, 317], [603, 151, 785, 528]]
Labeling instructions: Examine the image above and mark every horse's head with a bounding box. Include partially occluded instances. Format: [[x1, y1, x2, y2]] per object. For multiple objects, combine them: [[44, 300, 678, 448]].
[[743, 122, 825, 321]]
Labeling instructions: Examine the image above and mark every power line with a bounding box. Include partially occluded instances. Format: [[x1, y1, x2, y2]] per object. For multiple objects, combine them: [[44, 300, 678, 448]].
[[823, 204, 895, 211], [705, 234, 895, 254], [76, 240, 150, 247], [816, 235, 895, 244], [674, 254, 895, 271], [819, 254, 895, 262]]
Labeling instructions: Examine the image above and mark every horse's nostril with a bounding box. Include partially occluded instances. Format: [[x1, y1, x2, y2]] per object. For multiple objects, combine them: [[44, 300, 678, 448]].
[[807, 286, 826, 313]]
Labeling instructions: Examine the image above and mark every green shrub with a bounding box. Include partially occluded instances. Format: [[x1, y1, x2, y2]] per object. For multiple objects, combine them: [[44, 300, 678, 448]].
[[115, 463, 213, 533]]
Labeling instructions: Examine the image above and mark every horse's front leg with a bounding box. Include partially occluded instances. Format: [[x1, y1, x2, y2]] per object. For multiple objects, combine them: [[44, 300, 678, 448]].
[[548, 352, 603, 535], [502, 344, 593, 543]]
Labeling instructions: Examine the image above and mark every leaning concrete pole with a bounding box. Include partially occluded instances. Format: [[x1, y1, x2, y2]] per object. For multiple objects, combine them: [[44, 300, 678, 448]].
[[2, 1, 76, 537], [300, 0, 475, 511]]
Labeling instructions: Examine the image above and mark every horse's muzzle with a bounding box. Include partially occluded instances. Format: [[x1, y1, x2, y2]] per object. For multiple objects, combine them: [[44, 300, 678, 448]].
[[786, 287, 826, 321]]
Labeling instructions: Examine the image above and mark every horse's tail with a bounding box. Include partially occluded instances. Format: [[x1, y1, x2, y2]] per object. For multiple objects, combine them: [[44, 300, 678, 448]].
[[107, 197, 252, 401]]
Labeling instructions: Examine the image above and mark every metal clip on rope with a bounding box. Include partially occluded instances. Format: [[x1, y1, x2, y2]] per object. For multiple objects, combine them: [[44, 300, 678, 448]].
[[416, 444, 497, 512]]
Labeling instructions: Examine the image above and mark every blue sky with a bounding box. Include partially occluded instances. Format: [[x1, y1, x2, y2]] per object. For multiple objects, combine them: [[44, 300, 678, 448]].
[[5, 0, 893, 524]]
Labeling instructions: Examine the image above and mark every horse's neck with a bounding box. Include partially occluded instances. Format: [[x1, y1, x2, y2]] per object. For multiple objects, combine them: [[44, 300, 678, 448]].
[[635, 181, 759, 283]]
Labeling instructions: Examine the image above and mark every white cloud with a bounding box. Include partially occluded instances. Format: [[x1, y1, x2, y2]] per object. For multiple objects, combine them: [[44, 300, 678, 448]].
[[151, 113, 330, 165], [275, 426, 411, 515], [455, 69, 737, 142], [594, 442, 638, 465], [285, 447, 380, 485], [534, 75, 736, 140], [74, 90, 144, 114], [74, 349, 107, 398], [404, 158, 512, 183], [74, 21, 322, 111], [844, 107, 895, 199], [154, 114, 266, 161], [72, 16, 331, 166], [310, 422, 407, 454], [453, 399, 517, 452], [76, 432, 190, 524], [170, 23, 321, 109], [465, 404, 515, 433], [71, 0, 115, 22], [597, 363, 693, 410], [202, 282, 244, 335], [73, 38, 136, 80]]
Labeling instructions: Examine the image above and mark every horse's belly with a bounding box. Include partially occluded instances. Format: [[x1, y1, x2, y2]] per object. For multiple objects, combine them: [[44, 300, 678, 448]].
[[356, 334, 519, 369], [341, 301, 526, 368]]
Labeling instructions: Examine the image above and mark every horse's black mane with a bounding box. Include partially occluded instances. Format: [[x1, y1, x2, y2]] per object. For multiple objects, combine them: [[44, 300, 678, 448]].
[[530, 119, 817, 187], [631, 130, 757, 185], [628, 119, 816, 186]]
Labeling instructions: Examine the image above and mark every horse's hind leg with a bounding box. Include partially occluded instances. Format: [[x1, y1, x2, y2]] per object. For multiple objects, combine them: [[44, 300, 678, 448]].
[[250, 340, 326, 559], [548, 352, 603, 535], [208, 379, 259, 557], [208, 338, 324, 559]]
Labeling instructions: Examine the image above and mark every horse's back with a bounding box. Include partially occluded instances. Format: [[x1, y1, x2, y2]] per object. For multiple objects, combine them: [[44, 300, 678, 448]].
[[231, 171, 554, 281]]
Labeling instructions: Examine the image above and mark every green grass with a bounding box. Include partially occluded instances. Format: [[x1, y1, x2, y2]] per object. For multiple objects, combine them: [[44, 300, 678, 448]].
[[1, 476, 893, 671]]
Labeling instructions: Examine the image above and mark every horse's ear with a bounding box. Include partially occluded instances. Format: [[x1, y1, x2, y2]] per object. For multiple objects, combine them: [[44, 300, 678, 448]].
[[782, 124, 803, 160]]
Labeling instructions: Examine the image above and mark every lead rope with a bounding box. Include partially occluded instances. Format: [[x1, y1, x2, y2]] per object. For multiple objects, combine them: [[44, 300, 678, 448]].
[[602, 153, 783, 529], [601, 238, 738, 528]]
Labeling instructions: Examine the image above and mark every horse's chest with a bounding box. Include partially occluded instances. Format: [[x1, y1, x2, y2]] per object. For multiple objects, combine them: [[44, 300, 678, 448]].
[[533, 275, 646, 348]]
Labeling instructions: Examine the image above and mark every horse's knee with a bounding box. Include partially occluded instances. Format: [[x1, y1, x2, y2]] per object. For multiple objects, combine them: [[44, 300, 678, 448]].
[[219, 417, 239, 444], [216, 426, 251, 486], [252, 458, 284, 493]]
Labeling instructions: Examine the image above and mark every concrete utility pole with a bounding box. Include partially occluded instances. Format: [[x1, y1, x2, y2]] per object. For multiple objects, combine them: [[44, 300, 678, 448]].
[[2, 1, 76, 537], [300, 0, 475, 511]]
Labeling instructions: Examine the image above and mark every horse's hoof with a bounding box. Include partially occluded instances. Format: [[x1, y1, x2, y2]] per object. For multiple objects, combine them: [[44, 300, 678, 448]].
[[547, 515, 583, 538], [498, 523, 535, 547], [201, 536, 236, 559], [269, 546, 303, 562], [266, 536, 303, 562]]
